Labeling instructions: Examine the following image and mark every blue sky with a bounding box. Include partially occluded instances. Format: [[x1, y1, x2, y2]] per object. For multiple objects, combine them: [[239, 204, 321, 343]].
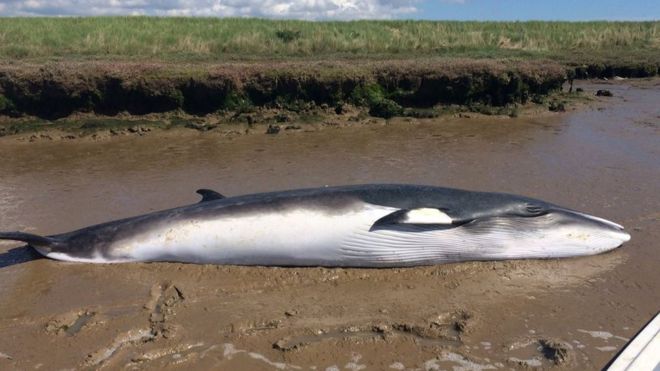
[[419, 0, 660, 21], [0, 0, 658, 20]]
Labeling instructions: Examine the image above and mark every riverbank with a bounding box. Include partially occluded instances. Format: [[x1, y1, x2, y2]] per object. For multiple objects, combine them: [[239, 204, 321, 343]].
[[1, 19, 657, 135], [0, 59, 573, 137]]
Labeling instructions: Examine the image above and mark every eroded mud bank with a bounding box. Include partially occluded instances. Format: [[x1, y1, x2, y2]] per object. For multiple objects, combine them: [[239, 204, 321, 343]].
[[0, 59, 566, 121]]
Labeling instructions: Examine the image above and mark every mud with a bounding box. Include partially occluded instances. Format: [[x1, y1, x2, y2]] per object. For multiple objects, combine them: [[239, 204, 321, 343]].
[[0, 79, 658, 370], [0, 59, 565, 120]]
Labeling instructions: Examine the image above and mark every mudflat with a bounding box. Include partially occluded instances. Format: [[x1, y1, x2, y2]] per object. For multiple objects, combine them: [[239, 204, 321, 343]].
[[0, 79, 658, 370]]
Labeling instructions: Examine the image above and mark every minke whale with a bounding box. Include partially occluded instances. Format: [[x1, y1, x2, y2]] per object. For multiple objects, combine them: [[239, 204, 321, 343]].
[[0, 184, 630, 267]]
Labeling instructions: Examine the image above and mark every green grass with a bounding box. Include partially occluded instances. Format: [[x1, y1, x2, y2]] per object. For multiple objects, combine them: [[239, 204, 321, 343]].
[[0, 17, 657, 63]]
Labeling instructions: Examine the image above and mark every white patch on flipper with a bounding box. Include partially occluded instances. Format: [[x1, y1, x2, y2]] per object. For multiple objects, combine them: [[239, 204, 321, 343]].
[[403, 208, 452, 224]]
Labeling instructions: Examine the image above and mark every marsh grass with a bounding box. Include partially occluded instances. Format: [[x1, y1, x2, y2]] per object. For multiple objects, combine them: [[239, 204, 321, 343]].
[[0, 17, 657, 62]]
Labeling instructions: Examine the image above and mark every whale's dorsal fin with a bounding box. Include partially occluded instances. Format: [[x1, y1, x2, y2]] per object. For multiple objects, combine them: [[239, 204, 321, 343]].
[[196, 189, 225, 202], [371, 208, 454, 231]]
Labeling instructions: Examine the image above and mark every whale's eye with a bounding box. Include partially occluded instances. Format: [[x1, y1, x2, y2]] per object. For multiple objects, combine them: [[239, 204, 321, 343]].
[[525, 204, 547, 215]]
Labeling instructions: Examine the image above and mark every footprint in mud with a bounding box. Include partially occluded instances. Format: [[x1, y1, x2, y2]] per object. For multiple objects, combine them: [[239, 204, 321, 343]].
[[145, 281, 185, 339], [273, 310, 472, 352], [129, 342, 206, 367], [222, 343, 301, 370], [229, 318, 283, 335], [45, 310, 96, 336], [83, 282, 185, 368], [85, 328, 156, 367], [424, 351, 499, 371], [505, 337, 574, 368]]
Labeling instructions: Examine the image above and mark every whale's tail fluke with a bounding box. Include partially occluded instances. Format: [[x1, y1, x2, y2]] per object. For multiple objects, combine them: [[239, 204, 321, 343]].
[[0, 231, 61, 248]]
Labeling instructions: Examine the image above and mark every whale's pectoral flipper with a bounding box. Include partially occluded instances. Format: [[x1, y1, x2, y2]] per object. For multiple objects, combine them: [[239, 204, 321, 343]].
[[370, 208, 455, 231], [0, 231, 62, 249], [196, 189, 226, 202]]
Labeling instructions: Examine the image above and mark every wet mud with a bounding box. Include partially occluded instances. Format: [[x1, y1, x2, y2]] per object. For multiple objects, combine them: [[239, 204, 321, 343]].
[[0, 80, 658, 370]]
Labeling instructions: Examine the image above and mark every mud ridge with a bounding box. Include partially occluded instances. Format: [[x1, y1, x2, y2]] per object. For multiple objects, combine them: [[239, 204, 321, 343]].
[[0, 60, 566, 120], [272, 310, 473, 352]]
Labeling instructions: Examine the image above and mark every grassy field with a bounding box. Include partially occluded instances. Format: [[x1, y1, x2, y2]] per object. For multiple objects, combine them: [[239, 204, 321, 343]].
[[0, 17, 657, 63]]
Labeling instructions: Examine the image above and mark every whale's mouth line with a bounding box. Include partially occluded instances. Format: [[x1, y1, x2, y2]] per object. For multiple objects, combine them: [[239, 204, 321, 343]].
[[563, 210, 625, 230]]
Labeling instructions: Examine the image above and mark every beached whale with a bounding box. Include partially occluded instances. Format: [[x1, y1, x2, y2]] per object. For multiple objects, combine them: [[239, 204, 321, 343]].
[[0, 184, 630, 266]]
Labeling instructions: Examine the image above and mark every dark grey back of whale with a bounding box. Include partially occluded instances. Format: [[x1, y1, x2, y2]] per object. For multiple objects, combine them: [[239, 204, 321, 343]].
[[188, 184, 554, 222]]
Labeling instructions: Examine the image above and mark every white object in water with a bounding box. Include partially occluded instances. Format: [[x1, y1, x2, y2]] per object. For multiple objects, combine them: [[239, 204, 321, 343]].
[[607, 312, 660, 371]]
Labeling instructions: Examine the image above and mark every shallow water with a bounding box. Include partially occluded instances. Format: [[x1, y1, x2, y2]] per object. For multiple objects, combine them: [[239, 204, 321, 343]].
[[0, 80, 658, 370]]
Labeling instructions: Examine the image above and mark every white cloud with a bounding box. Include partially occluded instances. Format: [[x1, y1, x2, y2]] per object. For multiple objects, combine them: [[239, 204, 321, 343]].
[[0, 0, 420, 19]]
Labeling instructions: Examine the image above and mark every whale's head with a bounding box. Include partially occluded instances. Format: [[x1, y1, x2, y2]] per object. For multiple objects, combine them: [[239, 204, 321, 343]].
[[351, 199, 631, 266], [462, 208, 631, 259]]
